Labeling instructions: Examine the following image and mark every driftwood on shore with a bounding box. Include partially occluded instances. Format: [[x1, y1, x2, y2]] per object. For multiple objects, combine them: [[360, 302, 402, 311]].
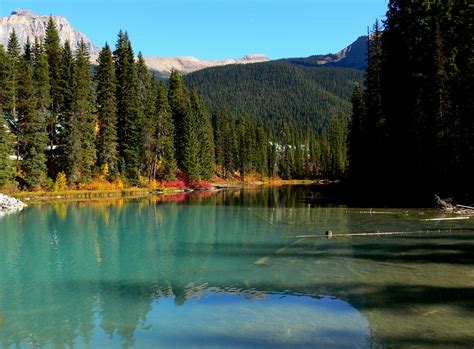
[[434, 194, 474, 215]]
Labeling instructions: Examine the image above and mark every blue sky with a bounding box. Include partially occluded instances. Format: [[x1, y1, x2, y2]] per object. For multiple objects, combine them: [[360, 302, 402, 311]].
[[1, 0, 387, 59]]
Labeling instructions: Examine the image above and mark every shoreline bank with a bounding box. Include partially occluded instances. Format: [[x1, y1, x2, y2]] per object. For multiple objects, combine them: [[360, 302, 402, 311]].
[[3, 180, 321, 203]]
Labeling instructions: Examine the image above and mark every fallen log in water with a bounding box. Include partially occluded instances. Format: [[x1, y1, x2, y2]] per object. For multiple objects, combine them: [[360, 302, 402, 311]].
[[290, 228, 473, 239], [421, 216, 470, 221], [293, 231, 415, 238], [456, 204, 474, 210]]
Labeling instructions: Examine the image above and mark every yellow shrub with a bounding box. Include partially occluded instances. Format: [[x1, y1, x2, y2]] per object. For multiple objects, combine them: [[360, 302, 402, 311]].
[[112, 178, 124, 189], [54, 172, 68, 192], [79, 177, 125, 191], [99, 164, 109, 179]]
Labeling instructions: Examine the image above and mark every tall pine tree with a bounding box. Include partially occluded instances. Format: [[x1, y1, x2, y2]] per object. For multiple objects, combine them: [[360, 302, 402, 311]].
[[66, 39, 96, 182], [17, 52, 48, 189], [114, 31, 142, 183], [44, 16, 62, 153], [190, 88, 214, 180], [96, 43, 119, 175]]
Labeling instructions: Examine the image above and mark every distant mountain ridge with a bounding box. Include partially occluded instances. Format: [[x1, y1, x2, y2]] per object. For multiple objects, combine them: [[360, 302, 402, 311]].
[[144, 54, 270, 77], [0, 9, 100, 59], [0, 9, 367, 74], [0, 9, 269, 74], [282, 36, 368, 70]]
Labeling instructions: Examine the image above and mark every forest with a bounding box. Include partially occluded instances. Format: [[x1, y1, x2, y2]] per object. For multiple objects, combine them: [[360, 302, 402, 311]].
[[185, 62, 363, 132], [349, 0, 473, 203], [0, 18, 348, 191]]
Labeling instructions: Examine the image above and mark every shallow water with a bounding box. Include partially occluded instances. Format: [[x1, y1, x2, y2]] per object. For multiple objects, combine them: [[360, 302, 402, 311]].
[[0, 186, 473, 348]]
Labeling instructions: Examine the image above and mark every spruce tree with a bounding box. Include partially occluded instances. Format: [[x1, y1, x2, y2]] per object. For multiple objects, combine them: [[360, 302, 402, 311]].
[[66, 39, 96, 182], [255, 123, 269, 179], [0, 44, 13, 115], [44, 16, 62, 151], [17, 54, 48, 189], [114, 31, 142, 182], [137, 52, 157, 180], [32, 43, 51, 126], [96, 43, 118, 175], [0, 116, 15, 187], [0, 57, 15, 188], [56, 41, 75, 174], [168, 70, 190, 169], [6, 30, 21, 117], [154, 81, 177, 180], [329, 113, 347, 177], [181, 98, 201, 181], [348, 85, 366, 183], [190, 88, 214, 180]]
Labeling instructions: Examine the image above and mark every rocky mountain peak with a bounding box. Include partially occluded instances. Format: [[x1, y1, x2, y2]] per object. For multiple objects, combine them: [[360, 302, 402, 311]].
[[0, 9, 100, 59]]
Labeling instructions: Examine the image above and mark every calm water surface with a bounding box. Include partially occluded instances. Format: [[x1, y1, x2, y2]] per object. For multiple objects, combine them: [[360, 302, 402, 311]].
[[0, 186, 473, 348]]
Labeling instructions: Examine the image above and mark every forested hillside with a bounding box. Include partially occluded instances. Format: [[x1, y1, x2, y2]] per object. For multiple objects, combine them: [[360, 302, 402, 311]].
[[185, 62, 363, 132]]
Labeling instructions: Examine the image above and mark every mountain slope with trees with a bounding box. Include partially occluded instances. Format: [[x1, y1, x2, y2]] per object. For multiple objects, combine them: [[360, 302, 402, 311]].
[[185, 61, 363, 132]]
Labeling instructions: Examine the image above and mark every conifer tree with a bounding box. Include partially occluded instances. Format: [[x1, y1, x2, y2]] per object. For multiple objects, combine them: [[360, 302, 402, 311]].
[[96, 43, 118, 175], [66, 39, 96, 182], [154, 82, 177, 180], [190, 88, 214, 180], [137, 52, 157, 180], [255, 123, 269, 179], [0, 44, 13, 115], [6, 30, 21, 117], [114, 31, 142, 182], [55, 41, 75, 174], [44, 16, 62, 151], [348, 85, 366, 182], [168, 70, 191, 169], [0, 116, 15, 187], [0, 47, 15, 187], [32, 43, 51, 124], [181, 98, 201, 181], [17, 53, 48, 189], [329, 113, 347, 177]]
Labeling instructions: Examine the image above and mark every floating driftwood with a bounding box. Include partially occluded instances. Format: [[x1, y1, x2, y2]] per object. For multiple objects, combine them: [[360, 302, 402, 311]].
[[456, 204, 474, 210], [289, 227, 473, 238], [421, 217, 470, 221], [292, 231, 415, 238]]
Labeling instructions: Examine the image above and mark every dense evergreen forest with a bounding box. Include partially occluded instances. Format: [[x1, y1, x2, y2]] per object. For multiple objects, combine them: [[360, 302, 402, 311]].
[[349, 0, 473, 203], [185, 62, 363, 133], [0, 18, 349, 190]]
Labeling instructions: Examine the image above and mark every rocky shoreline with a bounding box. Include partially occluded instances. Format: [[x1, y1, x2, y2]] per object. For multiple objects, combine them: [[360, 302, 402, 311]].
[[0, 193, 27, 215]]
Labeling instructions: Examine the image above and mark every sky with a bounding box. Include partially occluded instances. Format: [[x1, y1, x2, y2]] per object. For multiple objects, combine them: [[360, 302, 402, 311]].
[[1, 0, 387, 60]]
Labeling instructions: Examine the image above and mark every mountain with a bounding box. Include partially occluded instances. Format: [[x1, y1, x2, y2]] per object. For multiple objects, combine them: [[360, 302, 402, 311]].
[[0, 9, 268, 73], [185, 61, 364, 131], [283, 36, 368, 70], [1, 9, 367, 74], [145, 54, 269, 77], [0, 9, 100, 59], [182, 36, 367, 129]]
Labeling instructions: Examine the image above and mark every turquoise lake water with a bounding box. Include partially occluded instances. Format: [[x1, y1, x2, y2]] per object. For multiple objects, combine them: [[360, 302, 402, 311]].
[[0, 186, 473, 348]]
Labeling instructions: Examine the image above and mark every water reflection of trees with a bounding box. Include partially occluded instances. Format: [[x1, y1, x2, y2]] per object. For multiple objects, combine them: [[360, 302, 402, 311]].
[[0, 191, 350, 347], [4, 190, 471, 348]]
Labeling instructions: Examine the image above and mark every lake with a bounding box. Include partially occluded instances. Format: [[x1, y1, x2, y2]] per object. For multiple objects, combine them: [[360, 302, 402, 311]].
[[0, 186, 473, 348]]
